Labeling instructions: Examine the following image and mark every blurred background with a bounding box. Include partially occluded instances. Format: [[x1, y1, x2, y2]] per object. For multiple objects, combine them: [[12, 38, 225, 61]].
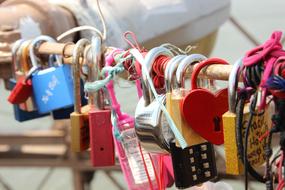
[[0, 0, 285, 189]]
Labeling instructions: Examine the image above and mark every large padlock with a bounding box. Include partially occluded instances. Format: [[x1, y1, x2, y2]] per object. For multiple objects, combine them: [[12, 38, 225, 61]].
[[70, 39, 90, 152], [8, 39, 49, 122], [222, 58, 270, 175], [181, 58, 229, 145], [29, 35, 74, 114], [86, 36, 115, 167], [166, 55, 217, 188], [134, 47, 175, 154]]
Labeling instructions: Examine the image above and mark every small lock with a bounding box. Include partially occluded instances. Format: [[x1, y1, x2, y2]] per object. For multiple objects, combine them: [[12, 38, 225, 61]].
[[165, 54, 207, 147], [170, 142, 217, 189], [222, 58, 270, 175], [29, 36, 74, 114], [85, 36, 115, 167], [70, 39, 90, 152]]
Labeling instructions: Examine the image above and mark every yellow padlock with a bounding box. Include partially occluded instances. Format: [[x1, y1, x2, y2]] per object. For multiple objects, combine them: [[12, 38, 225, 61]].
[[70, 39, 90, 152], [165, 54, 207, 146], [222, 58, 270, 175]]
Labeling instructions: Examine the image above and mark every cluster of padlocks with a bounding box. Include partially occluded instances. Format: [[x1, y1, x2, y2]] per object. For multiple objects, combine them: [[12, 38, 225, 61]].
[[4, 25, 285, 190]]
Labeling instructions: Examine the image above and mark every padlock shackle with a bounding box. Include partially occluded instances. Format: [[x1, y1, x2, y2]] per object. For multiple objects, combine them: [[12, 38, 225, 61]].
[[72, 39, 90, 113], [29, 35, 62, 71], [228, 58, 243, 113], [164, 55, 186, 92], [176, 54, 207, 88], [11, 39, 25, 78], [191, 58, 229, 90], [142, 47, 173, 104]]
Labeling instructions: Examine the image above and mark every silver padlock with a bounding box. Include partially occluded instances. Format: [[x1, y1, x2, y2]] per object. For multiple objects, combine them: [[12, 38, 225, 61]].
[[135, 47, 175, 154]]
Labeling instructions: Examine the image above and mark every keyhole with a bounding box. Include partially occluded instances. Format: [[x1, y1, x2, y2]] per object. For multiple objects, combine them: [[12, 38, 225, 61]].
[[213, 116, 221, 132], [100, 147, 104, 151]]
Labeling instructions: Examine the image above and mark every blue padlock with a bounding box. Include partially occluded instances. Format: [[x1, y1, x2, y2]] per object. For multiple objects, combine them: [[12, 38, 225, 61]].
[[52, 79, 88, 120], [29, 36, 74, 114]]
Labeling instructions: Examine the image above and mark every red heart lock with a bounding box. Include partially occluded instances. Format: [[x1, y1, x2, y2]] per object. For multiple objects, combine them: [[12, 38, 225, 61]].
[[181, 58, 229, 145]]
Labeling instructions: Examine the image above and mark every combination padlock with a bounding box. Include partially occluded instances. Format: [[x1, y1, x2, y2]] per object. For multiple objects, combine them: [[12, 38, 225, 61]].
[[134, 47, 174, 154], [222, 58, 270, 175], [30, 35, 74, 114], [70, 39, 90, 152], [87, 36, 114, 167]]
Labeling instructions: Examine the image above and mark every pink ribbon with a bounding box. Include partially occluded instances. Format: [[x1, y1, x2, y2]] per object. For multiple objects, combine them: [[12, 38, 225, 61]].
[[242, 31, 285, 108]]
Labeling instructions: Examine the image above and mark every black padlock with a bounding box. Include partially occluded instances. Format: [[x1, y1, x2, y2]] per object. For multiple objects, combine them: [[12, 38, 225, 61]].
[[170, 142, 217, 189]]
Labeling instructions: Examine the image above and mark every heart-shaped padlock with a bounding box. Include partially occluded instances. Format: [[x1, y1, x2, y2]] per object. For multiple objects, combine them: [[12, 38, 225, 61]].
[[181, 58, 229, 145]]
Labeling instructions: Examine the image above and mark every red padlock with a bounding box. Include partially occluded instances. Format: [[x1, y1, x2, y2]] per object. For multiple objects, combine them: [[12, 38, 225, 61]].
[[7, 76, 33, 104], [87, 36, 114, 167], [181, 58, 229, 145]]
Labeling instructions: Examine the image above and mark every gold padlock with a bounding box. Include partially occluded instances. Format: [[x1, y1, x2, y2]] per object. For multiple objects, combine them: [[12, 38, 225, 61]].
[[171, 54, 207, 146], [70, 39, 90, 152], [222, 58, 270, 175], [17, 40, 37, 112]]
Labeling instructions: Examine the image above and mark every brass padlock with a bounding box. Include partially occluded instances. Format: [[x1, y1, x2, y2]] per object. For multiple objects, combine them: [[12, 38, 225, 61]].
[[70, 39, 90, 152], [169, 54, 218, 188], [17, 40, 37, 112], [171, 54, 207, 146], [222, 58, 270, 175]]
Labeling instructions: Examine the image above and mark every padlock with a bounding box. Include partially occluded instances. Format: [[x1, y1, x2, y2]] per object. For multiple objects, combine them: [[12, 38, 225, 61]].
[[8, 39, 49, 122], [165, 55, 218, 188], [29, 35, 74, 114], [70, 39, 90, 152], [222, 58, 270, 175], [86, 36, 115, 167], [170, 141, 217, 189], [51, 48, 88, 120], [7, 40, 33, 105], [181, 58, 229, 145], [18, 40, 37, 112], [134, 47, 175, 153], [165, 54, 207, 147]]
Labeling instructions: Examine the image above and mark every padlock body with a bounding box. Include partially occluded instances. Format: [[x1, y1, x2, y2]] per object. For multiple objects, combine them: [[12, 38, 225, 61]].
[[222, 104, 270, 175], [8, 79, 49, 122], [135, 95, 172, 154], [89, 108, 114, 167], [171, 89, 206, 147], [70, 111, 90, 152], [32, 65, 74, 113], [170, 142, 217, 189], [8, 77, 33, 104], [52, 79, 88, 120]]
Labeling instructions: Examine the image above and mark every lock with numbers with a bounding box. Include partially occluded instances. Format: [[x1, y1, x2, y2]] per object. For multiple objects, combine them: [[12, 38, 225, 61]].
[[29, 35, 74, 114], [86, 36, 115, 167], [8, 39, 49, 122], [135, 47, 175, 153], [170, 141, 217, 189], [70, 39, 90, 152], [222, 58, 270, 175], [166, 55, 217, 188]]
